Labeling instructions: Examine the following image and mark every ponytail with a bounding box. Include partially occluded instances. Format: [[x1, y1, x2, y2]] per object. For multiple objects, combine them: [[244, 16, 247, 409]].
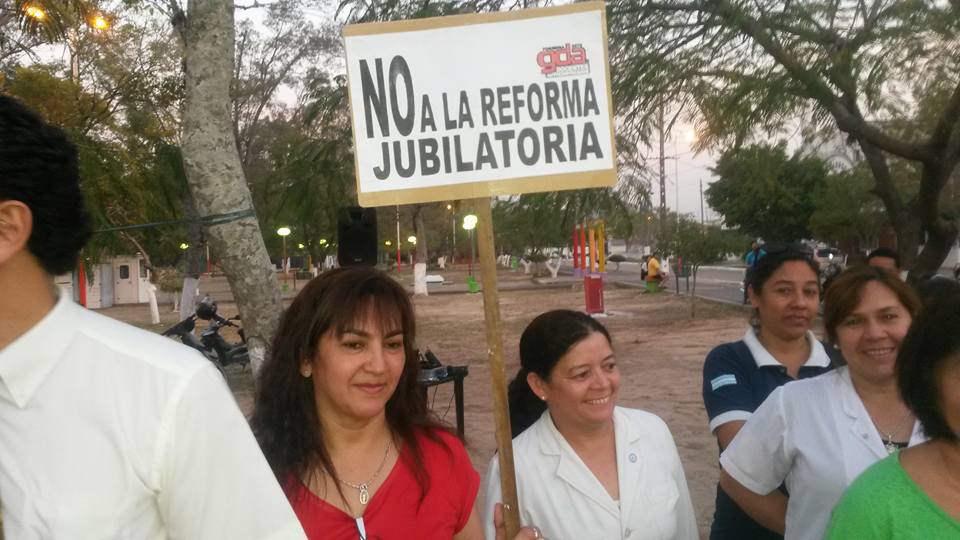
[[508, 368, 547, 438], [509, 309, 611, 437]]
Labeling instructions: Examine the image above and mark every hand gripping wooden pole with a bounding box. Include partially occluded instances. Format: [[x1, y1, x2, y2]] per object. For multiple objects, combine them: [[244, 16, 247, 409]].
[[473, 197, 521, 537]]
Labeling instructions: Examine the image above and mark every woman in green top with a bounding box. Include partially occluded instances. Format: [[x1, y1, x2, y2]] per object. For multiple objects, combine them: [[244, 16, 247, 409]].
[[826, 293, 960, 538]]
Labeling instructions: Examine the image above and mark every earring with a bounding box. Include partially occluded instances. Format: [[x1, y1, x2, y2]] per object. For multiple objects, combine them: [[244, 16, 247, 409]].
[[301, 367, 312, 378], [539, 395, 546, 401]]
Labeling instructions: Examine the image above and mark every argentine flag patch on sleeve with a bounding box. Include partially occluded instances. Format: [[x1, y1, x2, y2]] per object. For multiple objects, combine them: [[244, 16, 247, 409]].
[[710, 374, 737, 391]]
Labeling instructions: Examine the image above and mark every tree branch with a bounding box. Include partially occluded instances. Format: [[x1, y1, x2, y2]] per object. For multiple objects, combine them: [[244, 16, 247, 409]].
[[710, 0, 932, 162], [234, 1, 277, 10], [857, 139, 904, 227]]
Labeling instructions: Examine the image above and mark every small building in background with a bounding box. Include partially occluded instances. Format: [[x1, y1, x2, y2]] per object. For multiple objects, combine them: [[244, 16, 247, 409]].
[[56, 255, 152, 308]]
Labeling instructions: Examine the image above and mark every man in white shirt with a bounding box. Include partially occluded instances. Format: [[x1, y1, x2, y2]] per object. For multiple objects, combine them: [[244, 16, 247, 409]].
[[0, 95, 306, 538]]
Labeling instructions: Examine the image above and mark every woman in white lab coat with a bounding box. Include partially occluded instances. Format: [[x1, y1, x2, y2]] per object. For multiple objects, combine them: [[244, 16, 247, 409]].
[[481, 310, 698, 540], [719, 266, 925, 540]]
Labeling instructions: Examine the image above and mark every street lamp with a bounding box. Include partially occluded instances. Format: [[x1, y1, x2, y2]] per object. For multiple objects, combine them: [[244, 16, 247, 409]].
[[179, 243, 189, 250], [277, 227, 291, 276], [91, 14, 110, 31], [407, 235, 417, 245], [463, 214, 478, 277], [24, 5, 45, 20]]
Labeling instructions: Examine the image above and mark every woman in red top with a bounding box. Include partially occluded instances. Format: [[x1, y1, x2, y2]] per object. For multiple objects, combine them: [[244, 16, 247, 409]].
[[250, 267, 536, 540]]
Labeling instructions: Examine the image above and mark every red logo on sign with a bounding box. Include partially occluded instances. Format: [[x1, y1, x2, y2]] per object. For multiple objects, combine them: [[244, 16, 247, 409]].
[[536, 43, 589, 77]]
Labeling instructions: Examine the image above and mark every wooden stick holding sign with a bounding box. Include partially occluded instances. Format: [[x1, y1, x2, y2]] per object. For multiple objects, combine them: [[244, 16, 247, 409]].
[[473, 196, 521, 536], [342, 3, 617, 536]]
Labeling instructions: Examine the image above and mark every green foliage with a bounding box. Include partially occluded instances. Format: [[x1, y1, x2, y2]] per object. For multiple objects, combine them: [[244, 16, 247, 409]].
[[657, 217, 743, 317], [706, 143, 829, 242], [2, 59, 188, 267], [608, 0, 960, 276], [658, 218, 741, 269], [809, 167, 885, 246]]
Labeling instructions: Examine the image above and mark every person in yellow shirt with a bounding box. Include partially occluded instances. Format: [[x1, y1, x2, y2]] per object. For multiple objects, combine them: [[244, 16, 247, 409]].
[[648, 255, 661, 278], [646, 253, 664, 291]]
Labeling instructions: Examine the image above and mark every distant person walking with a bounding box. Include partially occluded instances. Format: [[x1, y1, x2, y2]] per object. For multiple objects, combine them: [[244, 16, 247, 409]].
[[743, 241, 765, 304]]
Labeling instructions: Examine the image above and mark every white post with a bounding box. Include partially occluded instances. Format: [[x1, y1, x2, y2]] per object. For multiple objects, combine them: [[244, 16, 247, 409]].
[[413, 263, 428, 296], [147, 283, 160, 325]]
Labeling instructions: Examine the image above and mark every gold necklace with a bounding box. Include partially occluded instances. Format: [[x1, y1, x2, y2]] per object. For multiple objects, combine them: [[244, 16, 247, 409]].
[[339, 440, 392, 505]]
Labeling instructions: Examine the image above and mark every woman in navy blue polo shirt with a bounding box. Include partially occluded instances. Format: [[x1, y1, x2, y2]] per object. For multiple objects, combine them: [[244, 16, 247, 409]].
[[701, 246, 838, 540]]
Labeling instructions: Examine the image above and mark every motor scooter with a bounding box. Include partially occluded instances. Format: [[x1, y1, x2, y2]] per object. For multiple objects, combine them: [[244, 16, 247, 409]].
[[161, 297, 249, 372]]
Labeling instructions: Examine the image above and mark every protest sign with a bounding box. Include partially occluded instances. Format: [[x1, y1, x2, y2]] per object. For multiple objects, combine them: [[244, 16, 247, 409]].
[[344, 2, 616, 206], [344, 5, 614, 535]]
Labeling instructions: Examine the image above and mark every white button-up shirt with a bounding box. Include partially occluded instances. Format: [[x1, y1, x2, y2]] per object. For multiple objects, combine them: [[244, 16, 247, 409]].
[[0, 293, 306, 539], [482, 407, 698, 540], [720, 367, 925, 540]]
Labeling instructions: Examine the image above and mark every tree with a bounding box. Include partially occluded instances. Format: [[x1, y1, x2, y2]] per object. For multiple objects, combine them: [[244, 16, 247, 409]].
[[232, 1, 336, 166], [175, 0, 282, 375], [658, 218, 742, 318], [706, 143, 829, 241], [808, 166, 886, 251], [609, 0, 960, 281]]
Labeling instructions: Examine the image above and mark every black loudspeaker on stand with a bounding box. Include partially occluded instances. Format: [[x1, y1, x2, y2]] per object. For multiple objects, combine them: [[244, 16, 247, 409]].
[[337, 206, 378, 267]]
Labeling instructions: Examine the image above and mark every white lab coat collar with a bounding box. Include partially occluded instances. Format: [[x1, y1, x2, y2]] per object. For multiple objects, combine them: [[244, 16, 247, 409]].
[[534, 409, 635, 519], [743, 328, 832, 369], [0, 292, 75, 408]]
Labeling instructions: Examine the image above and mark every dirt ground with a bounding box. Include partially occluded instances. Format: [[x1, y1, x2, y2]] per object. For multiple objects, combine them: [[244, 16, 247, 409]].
[[102, 268, 753, 538]]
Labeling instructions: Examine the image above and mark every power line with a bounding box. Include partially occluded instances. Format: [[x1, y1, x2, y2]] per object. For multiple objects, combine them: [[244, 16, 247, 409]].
[[94, 208, 257, 233]]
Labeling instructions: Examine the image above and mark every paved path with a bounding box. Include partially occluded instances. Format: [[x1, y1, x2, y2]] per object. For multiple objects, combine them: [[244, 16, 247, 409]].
[[567, 262, 749, 305]]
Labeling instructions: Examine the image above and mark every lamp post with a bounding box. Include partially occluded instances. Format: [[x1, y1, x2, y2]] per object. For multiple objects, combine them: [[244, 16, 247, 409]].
[[395, 205, 402, 271], [407, 235, 417, 266], [463, 214, 478, 277], [277, 227, 291, 278], [447, 203, 456, 265]]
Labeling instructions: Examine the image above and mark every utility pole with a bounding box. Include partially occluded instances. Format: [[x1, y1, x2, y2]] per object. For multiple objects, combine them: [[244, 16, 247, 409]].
[[658, 102, 666, 234], [700, 179, 705, 225]]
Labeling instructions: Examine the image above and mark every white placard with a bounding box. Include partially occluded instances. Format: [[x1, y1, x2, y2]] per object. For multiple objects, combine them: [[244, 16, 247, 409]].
[[343, 3, 616, 207]]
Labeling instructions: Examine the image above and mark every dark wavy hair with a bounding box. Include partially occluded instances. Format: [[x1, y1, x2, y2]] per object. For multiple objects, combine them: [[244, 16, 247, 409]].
[[915, 274, 960, 307], [822, 265, 921, 351], [250, 266, 445, 504], [507, 310, 611, 437], [866, 247, 900, 268], [0, 95, 92, 274], [898, 292, 960, 442], [747, 245, 820, 329]]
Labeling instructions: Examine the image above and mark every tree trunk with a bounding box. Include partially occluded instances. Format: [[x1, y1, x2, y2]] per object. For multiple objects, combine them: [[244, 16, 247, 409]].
[[908, 158, 960, 283], [183, 194, 205, 278], [180, 0, 282, 376], [412, 205, 428, 295], [413, 204, 428, 263], [147, 283, 160, 325], [179, 277, 199, 321], [690, 268, 698, 319], [180, 194, 204, 320]]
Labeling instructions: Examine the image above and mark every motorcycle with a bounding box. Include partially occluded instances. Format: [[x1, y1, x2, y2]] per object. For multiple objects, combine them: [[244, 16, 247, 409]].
[[820, 261, 844, 295], [161, 296, 249, 373]]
